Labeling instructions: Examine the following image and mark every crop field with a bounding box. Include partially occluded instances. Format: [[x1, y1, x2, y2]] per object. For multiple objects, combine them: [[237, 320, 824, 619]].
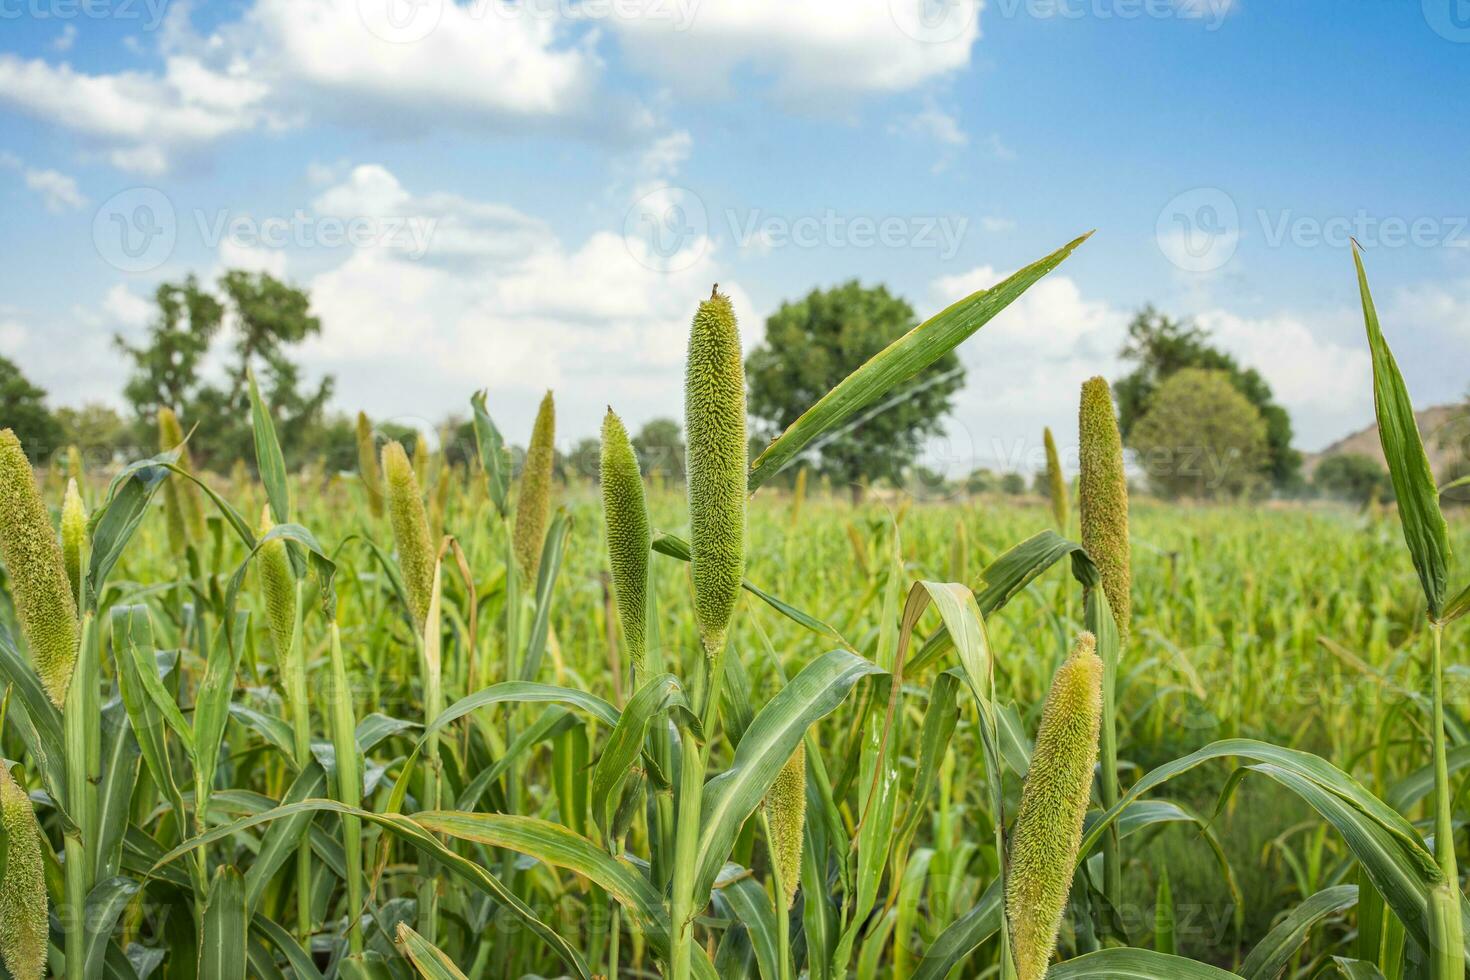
[[1, 247, 1468, 980]]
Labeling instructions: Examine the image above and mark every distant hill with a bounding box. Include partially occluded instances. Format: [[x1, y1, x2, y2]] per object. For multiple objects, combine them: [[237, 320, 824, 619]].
[[1304, 403, 1467, 478]]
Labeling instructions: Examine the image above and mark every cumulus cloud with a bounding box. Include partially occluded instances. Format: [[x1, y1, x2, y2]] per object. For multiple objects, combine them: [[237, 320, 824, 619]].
[[296, 164, 752, 441], [0, 0, 617, 175], [0, 155, 87, 212], [608, 0, 981, 107]]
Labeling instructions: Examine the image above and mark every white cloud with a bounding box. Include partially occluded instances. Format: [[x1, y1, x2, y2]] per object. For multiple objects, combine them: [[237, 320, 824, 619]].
[[606, 0, 982, 107], [0, 320, 28, 356], [0, 155, 87, 212], [980, 216, 1017, 233], [1195, 309, 1371, 448], [101, 284, 154, 332], [0, 0, 616, 175], [0, 54, 270, 175], [297, 164, 751, 440], [928, 264, 1128, 473], [51, 24, 77, 53], [908, 102, 967, 147]]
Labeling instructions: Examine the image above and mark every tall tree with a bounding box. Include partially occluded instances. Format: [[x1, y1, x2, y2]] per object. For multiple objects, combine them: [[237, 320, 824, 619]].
[[1130, 367, 1270, 498], [0, 355, 62, 461], [746, 281, 965, 499], [1114, 307, 1301, 490], [116, 271, 333, 469]]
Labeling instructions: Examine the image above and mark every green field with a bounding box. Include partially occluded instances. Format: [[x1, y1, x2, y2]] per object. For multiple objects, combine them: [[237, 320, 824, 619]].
[[2, 258, 1468, 980]]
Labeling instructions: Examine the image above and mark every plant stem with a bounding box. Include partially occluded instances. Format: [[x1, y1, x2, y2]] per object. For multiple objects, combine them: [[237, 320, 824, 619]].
[[63, 614, 98, 980], [285, 580, 313, 941], [327, 621, 364, 954], [669, 720, 704, 980], [1429, 621, 1464, 977]]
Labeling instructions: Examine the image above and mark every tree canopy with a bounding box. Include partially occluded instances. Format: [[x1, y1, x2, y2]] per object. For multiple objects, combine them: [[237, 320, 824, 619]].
[[746, 281, 964, 497], [1130, 367, 1270, 498], [0, 355, 62, 461], [116, 271, 334, 469], [1115, 307, 1300, 491]]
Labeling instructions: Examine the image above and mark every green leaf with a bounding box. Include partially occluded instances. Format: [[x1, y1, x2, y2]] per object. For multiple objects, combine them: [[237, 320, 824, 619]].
[[94, 701, 140, 882], [1240, 885, 1358, 980], [242, 762, 328, 911], [200, 866, 248, 980], [1078, 739, 1452, 957], [86, 451, 177, 605], [83, 876, 143, 979], [694, 648, 884, 906], [1332, 956, 1389, 979], [150, 801, 593, 980], [250, 915, 324, 980], [247, 367, 291, 526], [913, 878, 1001, 980], [1352, 244, 1452, 618], [716, 867, 780, 980], [0, 624, 67, 811], [1047, 948, 1243, 978], [470, 390, 511, 519], [747, 232, 1091, 490], [395, 924, 470, 979], [521, 510, 570, 682], [590, 673, 694, 838]]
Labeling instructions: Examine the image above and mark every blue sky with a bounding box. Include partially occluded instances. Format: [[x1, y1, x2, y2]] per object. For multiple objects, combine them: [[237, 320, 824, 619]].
[[2, 0, 1467, 476]]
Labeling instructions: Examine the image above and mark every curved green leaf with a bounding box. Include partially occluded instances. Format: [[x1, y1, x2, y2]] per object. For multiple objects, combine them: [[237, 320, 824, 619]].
[[1048, 948, 1242, 978], [1240, 884, 1357, 980], [747, 232, 1091, 490], [695, 648, 885, 912]]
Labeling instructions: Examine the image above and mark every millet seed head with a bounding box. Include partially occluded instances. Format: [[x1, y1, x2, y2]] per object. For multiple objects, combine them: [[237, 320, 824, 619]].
[[1043, 426, 1068, 532], [601, 408, 650, 677], [61, 477, 86, 606], [0, 429, 80, 706], [1078, 377, 1130, 641], [684, 290, 747, 655], [0, 764, 48, 980], [356, 411, 384, 518], [764, 741, 807, 909], [1005, 632, 1103, 980], [382, 440, 436, 633], [513, 391, 556, 582], [256, 505, 297, 662]]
